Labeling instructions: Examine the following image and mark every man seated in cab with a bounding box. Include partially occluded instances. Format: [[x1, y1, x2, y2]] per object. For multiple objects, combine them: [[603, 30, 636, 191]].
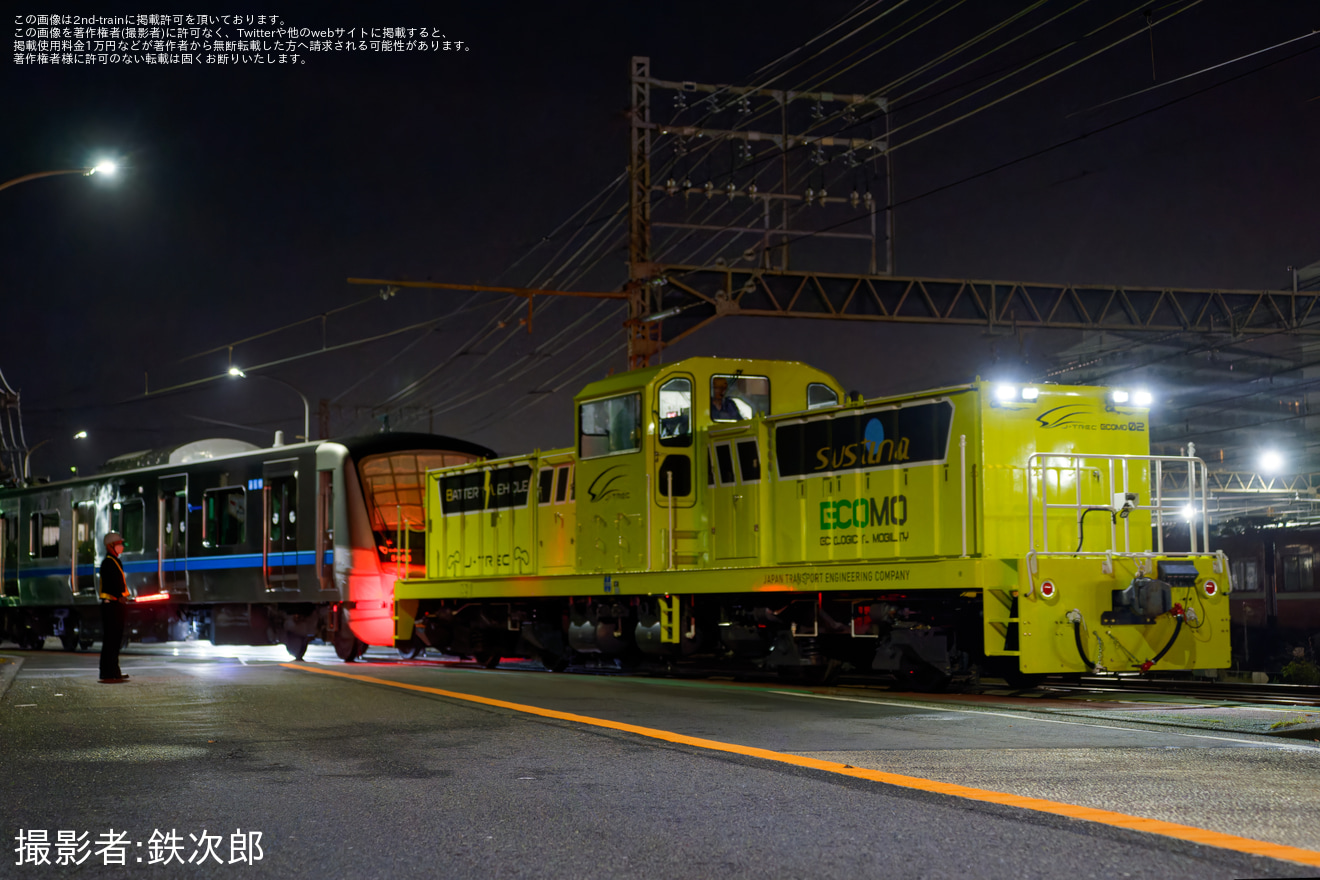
[[710, 376, 746, 421]]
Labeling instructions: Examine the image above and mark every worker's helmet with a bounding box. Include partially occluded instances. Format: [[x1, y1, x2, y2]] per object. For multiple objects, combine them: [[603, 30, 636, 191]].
[[103, 531, 124, 550]]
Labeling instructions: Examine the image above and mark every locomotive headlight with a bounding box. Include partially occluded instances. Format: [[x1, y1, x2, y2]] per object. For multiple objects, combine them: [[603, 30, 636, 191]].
[[995, 384, 1017, 402], [1111, 389, 1130, 404], [1133, 390, 1153, 407], [1021, 386, 1039, 400]]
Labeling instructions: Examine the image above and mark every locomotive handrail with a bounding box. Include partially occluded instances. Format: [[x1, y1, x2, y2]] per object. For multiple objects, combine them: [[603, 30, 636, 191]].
[[1026, 451, 1211, 562]]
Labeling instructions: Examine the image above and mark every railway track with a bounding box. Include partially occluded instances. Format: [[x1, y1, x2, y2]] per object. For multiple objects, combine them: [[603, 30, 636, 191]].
[[1037, 676, 1320, 707]]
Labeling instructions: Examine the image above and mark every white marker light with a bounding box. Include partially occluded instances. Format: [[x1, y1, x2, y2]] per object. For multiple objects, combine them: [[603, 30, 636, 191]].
[[1133, 390, 1153, 406], [995, 384, 1016, 402]]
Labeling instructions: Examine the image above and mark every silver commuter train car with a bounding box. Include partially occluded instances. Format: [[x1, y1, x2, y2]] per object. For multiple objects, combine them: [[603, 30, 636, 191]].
[[0, 432, 492, 659]]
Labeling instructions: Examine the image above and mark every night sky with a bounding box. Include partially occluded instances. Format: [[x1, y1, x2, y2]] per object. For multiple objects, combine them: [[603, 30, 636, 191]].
[[4, 1, 1318, 480]]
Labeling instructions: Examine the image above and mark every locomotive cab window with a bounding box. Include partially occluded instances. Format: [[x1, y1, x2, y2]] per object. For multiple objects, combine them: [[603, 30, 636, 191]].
[[710, 374, 769, 422], [538, 468, 554, 505], [807, 382, 839, 409], [657, 377, 692, 447], [204, 487, 247, 547], [579, 393, 641, 458]]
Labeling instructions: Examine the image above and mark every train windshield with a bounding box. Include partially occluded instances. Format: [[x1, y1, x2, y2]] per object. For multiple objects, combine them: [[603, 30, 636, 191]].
[[359, 451, 480, 566]]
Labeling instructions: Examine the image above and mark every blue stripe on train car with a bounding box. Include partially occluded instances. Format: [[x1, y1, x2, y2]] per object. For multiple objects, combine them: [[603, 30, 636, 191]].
[[17, 551, 333, 579]]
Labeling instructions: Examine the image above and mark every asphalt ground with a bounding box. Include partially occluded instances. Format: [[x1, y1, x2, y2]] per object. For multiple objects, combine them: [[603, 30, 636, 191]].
[[2, 643, 1319, 879]]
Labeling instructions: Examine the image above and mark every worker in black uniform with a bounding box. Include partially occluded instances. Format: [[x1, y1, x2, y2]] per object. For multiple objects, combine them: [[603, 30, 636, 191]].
[[98, 531, 131, 683]]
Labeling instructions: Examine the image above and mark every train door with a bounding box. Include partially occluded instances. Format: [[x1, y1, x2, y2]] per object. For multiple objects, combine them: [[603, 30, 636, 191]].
[[158, 475, 188, 592], [263, 459, 299, 590], [73, 500, 97, 596], [655, 374, 699, 568], [0, 512, 15, 596]]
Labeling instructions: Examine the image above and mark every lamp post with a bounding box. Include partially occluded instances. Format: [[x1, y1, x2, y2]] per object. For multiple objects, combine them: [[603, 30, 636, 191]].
[[0, 161, 117, 194], [229, 367, 311, 442], [23, 430, 89, 482]]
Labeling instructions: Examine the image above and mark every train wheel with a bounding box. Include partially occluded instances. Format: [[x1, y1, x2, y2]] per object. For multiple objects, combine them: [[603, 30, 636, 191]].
[[336, 636, 367, 662], [1000, 670, 1047, 690], [396, 639, 425, 660], [474, 652, 501, 669], [283, 634, 311, 661], [60, 632, 78, 652], [25, 634, 45, 651]]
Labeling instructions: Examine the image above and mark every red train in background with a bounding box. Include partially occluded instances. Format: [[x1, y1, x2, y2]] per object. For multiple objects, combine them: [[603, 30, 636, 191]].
[[1214, 522, 1320, 674]]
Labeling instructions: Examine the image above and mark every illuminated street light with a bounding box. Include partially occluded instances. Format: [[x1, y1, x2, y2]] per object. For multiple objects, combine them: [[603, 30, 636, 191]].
[[1260, 450, 1284, 473], [229, 367, 311, 442], [0, 160, 122, 194], [22, 430, 89, 482]]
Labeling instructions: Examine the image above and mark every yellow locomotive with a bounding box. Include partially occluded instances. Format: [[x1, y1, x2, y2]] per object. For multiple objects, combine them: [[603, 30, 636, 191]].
[[392, 357, 1231, 686]]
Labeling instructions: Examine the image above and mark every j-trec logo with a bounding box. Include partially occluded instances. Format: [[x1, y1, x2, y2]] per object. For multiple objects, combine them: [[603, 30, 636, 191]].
[[586, 465, 629, 503]]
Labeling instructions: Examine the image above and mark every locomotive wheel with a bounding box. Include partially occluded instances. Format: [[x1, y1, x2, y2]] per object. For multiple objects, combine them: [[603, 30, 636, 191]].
[[60, 632, 79, 652], [474, 652, 501, 669], [25, 633, 45, 651], [396, 639, 426, 660]]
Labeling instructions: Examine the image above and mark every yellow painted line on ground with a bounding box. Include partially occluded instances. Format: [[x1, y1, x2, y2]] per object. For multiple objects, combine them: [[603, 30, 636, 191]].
[[284, 663, 1320, 868]]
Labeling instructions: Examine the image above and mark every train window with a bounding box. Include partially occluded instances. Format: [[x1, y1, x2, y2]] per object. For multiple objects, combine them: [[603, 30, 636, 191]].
[[579, 393, 641, 458], [714, 443, 736, 486], [29, 511, 59, 558], [112, 499, 145, 552], [203, 487, 247, 547], [554, 466, 570, 504], [707, 447, 715, 488], [538, 468, 554, 505], [1281, 550, 1314, 592], [360, 451, 477, 548], [710, 374, 770, 422], [736, 440, 761, 484], [807, 382, 839, 409], [658, 377, 692, 448], [1230, 558, 1260, 592]]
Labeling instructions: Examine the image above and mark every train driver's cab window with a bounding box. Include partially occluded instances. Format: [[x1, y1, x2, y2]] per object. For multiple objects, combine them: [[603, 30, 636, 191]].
[[807, 382, 839, 409], [658, 377, 692, 447], [29, 512, 59, 558], [204, 487, 247, 547], [580, 393, 641, 458], [710, 374, 769, 422], [111, 499, 145, 552]]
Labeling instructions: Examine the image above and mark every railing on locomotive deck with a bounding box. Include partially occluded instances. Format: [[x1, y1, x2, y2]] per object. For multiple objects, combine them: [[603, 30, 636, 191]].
[[1025, 450, 1216, 593]]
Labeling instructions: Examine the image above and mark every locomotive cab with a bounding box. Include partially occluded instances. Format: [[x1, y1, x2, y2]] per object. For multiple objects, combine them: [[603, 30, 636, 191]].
[[572, 357, 844, 575]]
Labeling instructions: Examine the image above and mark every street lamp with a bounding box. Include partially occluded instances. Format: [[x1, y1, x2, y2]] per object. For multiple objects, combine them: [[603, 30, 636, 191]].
[[23, 430, 89, 482], [0, 161, 118, 194], [228, 367, 311, 442]]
